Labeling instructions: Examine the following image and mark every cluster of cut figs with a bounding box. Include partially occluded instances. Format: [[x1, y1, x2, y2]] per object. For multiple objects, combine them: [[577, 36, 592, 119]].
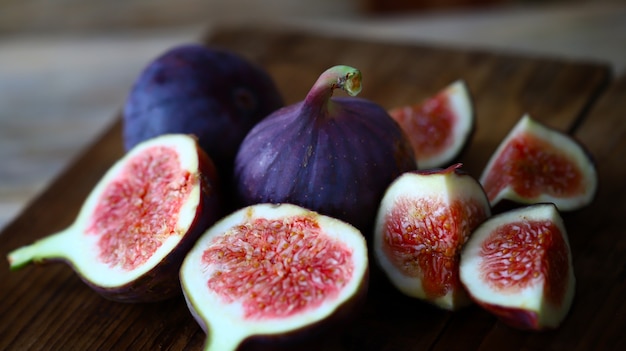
[[7, 43, 597, 350]]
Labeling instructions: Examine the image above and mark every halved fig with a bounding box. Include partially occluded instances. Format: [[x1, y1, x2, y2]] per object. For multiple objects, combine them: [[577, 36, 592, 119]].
[[480, 113, 597, 211], [180, 203, 369, 351], [373, 164, 491, 310], [388, 79, 474, 169], [459, 203, 575, 330], [7, 134, 222, 302]]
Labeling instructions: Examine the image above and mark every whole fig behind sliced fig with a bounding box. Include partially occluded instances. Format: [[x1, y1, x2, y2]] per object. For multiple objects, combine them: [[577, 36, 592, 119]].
[[123, 44, 284, 182], [7, 134, 222, 302], [234, 65, 417, 236], [180, 203, 369, 351]]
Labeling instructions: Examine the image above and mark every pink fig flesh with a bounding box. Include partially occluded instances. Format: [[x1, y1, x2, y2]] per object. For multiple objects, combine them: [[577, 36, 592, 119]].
[[202, 215, 354, 320], [89, 145, 195, 270]]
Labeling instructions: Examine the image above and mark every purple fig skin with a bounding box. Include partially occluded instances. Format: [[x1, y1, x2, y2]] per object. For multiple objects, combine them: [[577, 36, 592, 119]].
[[234, 66, 416, 236], [123, 44, 284, 182], [477, 302, 542, 331]]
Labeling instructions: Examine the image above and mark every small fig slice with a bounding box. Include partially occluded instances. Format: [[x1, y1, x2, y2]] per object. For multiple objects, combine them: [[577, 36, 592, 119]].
[[388, 79, 474, 170], [480, 113, 597, 211], [373, 164, 491, 310], [180, 203, 368, 351], [7, 134, 221, 302], [234, 65, 416, 236], [459, 203, 575, 330]]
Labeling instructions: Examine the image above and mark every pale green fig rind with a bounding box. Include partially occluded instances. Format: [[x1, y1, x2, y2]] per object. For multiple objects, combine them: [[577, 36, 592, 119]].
[[7, 229, 71, 271]]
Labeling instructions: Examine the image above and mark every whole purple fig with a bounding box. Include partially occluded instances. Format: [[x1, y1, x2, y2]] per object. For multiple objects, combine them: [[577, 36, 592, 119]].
[[123, 44, 284, 181], [234, 65, 417, 236]]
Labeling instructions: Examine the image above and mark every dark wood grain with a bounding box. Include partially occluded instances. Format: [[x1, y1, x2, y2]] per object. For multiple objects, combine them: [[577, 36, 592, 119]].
[[0, 26, 617, 351]]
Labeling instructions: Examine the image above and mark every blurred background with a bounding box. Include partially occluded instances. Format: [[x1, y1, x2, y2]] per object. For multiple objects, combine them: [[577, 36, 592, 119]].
[[1, 0, 625, 230]]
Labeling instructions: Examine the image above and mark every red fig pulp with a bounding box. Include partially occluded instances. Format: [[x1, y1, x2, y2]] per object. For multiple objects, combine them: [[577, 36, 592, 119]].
[[7, 134, 222, 302], [234, 65, 416, 235], [180, 203, 368, 351]]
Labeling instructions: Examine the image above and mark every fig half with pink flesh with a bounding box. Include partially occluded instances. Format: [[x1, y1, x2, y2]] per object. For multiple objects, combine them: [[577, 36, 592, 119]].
[[459, 203, 575, 330], [180, 203, 369, 351], [480, 113, 597, 211], [388, 79, 474, 169], [7, 134, 222, 302], [373, 164, 491, 310]]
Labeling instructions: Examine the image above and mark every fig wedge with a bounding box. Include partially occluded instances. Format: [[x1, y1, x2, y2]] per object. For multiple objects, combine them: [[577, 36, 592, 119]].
[[388, 79, 474, 169], [7, 134, 221, 302], [373, 164, 491, 310], [480, 113, 597, 211], [459, 203, 575, 330], [180, 203, 369, 351]]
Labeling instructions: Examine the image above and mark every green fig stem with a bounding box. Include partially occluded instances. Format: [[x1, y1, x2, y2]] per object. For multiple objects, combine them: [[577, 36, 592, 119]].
[[303, 65, 362, 114], [7, 227, 72, 270], [203, 321, 247, 351]]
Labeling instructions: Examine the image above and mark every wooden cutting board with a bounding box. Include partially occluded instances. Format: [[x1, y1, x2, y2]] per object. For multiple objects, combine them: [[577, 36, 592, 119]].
[[1, 26, 623, 350]]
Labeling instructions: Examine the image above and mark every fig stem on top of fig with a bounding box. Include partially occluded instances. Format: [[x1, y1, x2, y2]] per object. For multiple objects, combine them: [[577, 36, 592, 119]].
[[304, 65, 362, 111]]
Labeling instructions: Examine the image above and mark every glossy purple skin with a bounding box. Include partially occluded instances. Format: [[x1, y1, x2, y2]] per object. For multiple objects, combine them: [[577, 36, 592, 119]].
[[123, 44, 284, 177], [234, 96, 417, 236]]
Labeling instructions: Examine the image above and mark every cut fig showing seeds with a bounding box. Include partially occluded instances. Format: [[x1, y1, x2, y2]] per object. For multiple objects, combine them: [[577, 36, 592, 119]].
[[7, 134, 222, 302], [388, 79, 474, 170], [180, 203, 369, 351], [373, 163, 491, 310], [480, 113, 597, 211], [459, 203, 575, 330]]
